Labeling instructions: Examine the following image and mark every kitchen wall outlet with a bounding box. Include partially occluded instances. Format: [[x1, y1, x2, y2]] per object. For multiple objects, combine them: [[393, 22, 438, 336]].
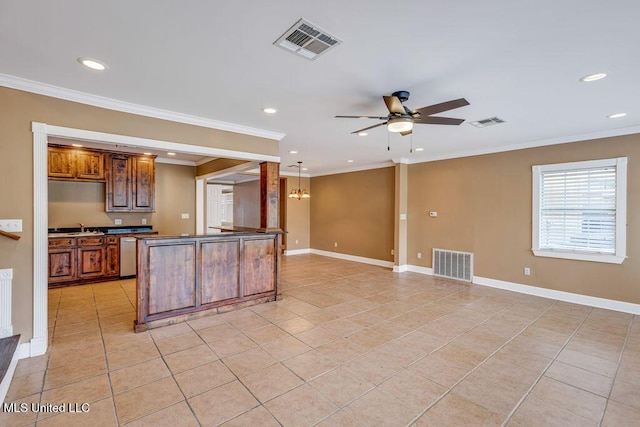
[[295, 239, 299, 244], [429, 211, 438, 217], [181, 213, 190, 219], [524, 267, 531, 276], [334, 242, 338, 248], [417, 252, 422, 259], [114, 219, 122, 225], [0, 219, 22, 233], [141, 218, 147, 225], [391, 249, 394, 255]]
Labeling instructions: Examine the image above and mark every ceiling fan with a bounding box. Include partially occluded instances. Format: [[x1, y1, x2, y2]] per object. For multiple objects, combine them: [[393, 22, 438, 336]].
[[335, 91, 469, 136]]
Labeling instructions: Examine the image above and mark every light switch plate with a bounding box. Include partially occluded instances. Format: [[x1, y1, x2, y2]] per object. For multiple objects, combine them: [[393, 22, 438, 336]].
[[0, 219, 22, 232], [181, 213, 190, 219]]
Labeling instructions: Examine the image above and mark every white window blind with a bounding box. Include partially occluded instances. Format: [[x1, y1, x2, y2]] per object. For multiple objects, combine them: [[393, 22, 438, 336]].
[[532, 157, 627, 264], [539, 166, 616, 253]]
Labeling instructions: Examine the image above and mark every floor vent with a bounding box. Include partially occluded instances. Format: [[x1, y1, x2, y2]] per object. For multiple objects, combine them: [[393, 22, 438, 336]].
[[432, 248, 473, 282], [274, 18, 342, 60], [469, 117, 505, 128]]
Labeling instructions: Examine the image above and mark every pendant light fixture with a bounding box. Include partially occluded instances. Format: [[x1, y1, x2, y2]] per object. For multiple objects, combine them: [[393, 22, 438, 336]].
[[288, 161, 310, 200]]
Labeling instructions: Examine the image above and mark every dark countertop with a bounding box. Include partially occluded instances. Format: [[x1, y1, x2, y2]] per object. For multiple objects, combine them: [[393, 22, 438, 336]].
[[48, 225, 155, 237]]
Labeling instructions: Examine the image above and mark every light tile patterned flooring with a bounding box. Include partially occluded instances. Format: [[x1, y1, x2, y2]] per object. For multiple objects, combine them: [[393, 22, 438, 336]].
[[2, 254, 640, 426]]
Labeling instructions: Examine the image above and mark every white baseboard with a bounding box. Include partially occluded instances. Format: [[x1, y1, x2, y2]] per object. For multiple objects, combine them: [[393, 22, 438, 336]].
[[472, 276, 640, 315], [393, 265, 408, 273], [284, 248, 311, 256], [310, 249, 394, 269], [407, 265, 434, 275]]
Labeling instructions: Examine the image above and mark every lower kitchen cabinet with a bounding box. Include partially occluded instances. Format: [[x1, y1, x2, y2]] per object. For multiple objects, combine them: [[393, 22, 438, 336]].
[[48, 247, 77, 284], [105, 236, 120, 277], [48, 235, 117, 287]]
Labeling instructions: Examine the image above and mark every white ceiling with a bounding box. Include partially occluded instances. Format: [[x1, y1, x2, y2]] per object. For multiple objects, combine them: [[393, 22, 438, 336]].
[[2, 1, 639, 176]]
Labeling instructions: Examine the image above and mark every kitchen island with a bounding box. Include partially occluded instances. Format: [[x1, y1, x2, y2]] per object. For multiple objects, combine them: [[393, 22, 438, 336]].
[[134, 229, 282, 332]]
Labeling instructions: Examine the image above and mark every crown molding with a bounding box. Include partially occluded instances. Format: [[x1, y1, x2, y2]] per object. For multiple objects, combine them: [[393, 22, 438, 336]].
[[0, 73, 286, 141], [408, 124, 640, 165], [312, 161, 395, 177]]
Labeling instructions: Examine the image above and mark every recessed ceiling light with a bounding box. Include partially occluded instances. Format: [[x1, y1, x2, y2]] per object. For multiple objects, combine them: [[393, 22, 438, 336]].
[[77, 57, 107, 71], [289, 150, 298, 154], [143, 152, 153, 156], [580, 73, 607, 82], [263, 108, 277, 114], [71, 143, 83, 148], [347, 159, 354, 163], [167, 152, 176, 156], [607, 112, 627, 119], [357, 132, 368, 136], [415, 147, 424, 152]]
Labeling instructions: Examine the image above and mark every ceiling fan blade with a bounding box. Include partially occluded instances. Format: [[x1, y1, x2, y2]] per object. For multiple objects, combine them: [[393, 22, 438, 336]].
[[335, 115, 388, 120], [400, 129, 413, 136], [383, 96, 406, 114], [351, 122, 388, 134], [414, 98, 469, 117], [415, 116, 465, 125]]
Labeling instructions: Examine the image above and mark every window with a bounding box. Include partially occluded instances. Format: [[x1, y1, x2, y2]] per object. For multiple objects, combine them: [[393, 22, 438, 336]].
[[532, 157, 627, 264]]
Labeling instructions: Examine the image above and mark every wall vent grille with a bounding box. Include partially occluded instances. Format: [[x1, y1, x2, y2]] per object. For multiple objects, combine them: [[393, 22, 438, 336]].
[[432, 248, 473, 282], [469, 117, 505, 128], [274, 18, 341, 60]]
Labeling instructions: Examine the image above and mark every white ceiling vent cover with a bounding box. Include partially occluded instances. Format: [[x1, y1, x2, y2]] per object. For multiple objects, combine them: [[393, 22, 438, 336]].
[[274, 18, 342, 60], [469, 117, 505, 128]]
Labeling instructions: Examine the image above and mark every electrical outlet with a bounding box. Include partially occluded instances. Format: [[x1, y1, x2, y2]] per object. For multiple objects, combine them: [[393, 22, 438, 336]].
[[295, 239, 299, 244], [334, 242, 338, 248], [141, 218, 147, 225], [0, 219, 22, 233], [417, 252, 422, 259], [524, 267, 531, 276], [391, 249, 394, 255], [114, 219, 122, 225], [181, 213, 190, 219]]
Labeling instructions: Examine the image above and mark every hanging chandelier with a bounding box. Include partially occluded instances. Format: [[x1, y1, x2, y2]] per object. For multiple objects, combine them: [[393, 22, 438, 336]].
[[288, 161, 310, 200]]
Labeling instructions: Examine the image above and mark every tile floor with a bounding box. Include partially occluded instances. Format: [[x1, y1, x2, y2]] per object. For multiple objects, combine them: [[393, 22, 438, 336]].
[[2, 254, 639, 426]]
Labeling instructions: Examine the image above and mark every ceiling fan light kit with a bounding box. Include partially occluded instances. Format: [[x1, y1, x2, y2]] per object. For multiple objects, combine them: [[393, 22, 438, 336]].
[[387, 117, 413, 133]]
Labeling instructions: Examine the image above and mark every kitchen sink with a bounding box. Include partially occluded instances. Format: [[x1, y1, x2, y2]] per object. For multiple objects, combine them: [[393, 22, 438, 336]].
[[48, 231, 105, 237]]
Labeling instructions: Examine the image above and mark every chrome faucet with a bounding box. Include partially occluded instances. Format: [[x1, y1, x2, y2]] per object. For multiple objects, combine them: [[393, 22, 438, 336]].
[[77, 223, 85, 232]]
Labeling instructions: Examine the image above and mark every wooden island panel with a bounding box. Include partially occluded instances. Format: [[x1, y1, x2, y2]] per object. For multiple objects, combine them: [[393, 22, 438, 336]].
[[148, 243, 196, 315], [135, 232, 281, 332], [243, 238, 275, 296], [201, 240, 239, 304]]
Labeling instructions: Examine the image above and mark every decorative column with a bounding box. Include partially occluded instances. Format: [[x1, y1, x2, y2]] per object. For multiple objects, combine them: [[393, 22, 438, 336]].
[[0, 269, 13, 338], [259, 162, 281, 231], [31, 122, 48, 356]]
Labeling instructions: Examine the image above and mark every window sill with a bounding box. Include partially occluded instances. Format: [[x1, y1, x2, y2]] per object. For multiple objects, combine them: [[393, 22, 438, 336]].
[[532, 249, 625, 264]]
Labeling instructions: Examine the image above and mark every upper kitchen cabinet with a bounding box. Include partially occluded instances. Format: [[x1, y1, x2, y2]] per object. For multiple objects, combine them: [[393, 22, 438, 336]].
[[48, 145, 105, 182], [106, 153, 156, 212]]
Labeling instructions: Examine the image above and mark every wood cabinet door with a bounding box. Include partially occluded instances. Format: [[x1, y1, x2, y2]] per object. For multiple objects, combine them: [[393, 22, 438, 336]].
[[201, 240, 239, 304], [242, 238, 275, 296], [48, 147, 75, 179], [106, 154, 132, 212], [76, 151, 105, 181], [77, 246, 105, 278], [105, 243, 120, 277], [132, 156, 155, 212], [48, 248, 77, 282]]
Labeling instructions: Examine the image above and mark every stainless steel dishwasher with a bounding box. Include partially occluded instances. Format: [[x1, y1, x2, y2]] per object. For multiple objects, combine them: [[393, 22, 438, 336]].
[[119, 237, 137, 277]]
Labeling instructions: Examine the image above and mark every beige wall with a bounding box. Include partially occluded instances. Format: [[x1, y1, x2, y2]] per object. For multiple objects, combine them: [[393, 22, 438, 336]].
[[233, 180, 260, 228], [284, 176, 311, 250], [310, 167, 395, 261], [407, 134, 640, 304], [0, 86, 277, 341], [48, 163, 195, 235]]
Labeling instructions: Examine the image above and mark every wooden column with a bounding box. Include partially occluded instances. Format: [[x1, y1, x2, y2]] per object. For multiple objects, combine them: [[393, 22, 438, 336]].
[[259, 162, 281, 232]]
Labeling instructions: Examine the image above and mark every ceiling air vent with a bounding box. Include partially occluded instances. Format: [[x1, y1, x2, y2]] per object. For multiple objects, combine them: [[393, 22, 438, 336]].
[[274, 18, 342, 60], [469, 117, 505, 128]]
